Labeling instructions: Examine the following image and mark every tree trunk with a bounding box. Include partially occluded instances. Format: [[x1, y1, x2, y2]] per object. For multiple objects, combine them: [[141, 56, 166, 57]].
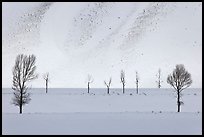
[[136, 83, 138, 94], [177, 90, 180, 112], [19, 105, 22, 114], [46, 79, 48, 93], [136, 84, 137, 93], [107, 87, 109, 94], [88, 82, 89, 94], [20, 89, 23, 114], [158, 82, 161, 88], [123, 84, 125, 94]]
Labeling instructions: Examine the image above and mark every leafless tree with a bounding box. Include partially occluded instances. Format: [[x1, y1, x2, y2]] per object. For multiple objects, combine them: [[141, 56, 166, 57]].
[[156, 68, 163, 88], [135, 71, 139, 94], [167, 64, 192, 112], [43, 73, 49, 93], [87, 74, 94, 94], [120, 70, 125, 94], [12, 54, 38, 114], [104, 77, 112, 94]]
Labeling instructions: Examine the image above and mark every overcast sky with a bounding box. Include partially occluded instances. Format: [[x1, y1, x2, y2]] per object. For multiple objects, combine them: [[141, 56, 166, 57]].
[[2, 2, 202, 88]]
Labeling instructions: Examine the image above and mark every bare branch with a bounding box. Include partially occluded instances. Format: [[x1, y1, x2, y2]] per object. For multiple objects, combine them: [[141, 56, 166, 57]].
[[156, 68, 162, 88], [87, 74, 94, 83], [167, 64, 192, 92], [135, 71, 139, 83], [167, 64, 192, 112], [87, 74, 94, 94], [104, 77, 112, 87], [120, 70, 125, 84], [120, 70, 125, 94], [43, 72, 49, 93], [43, 72, 49, 80], [12, 54, 38, 114]]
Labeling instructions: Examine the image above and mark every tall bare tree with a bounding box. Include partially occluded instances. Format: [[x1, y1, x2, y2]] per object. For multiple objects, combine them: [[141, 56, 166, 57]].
[[120, 70, 125, 94], [135, 71, 139, 94], [167, 64, 192, 112], [12, 54, 38, 114], [156, 68, 163, 88], [43, 73, 49, 93], [104, 77, 112, 94], [87, 74, 94, 94]]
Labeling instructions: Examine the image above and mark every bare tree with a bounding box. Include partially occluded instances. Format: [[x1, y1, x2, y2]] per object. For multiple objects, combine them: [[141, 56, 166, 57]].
[[156, 68, 163, 88], [167, 64, 192, 112], [135, 71, 139, 94], [104, 77, 112, 94], [120, 70, 125, 94], [87, 74, 94, 94], [43, 73, 49, 93], [12, 54, 38, 114]]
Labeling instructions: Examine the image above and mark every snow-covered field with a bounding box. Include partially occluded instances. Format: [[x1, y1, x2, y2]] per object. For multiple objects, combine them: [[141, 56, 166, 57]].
[[2, 88, 202, 135], [3, 112, 201, 135]]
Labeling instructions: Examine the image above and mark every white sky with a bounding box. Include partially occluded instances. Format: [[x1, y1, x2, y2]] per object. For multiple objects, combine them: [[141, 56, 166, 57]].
[[2, 2, 202, 88]]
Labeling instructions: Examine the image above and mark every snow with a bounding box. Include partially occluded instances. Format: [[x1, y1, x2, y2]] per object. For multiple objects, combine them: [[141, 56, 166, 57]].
[[2, 112, 201, 135], [2, 88, 202, 113], [2, 88, 202, 135]]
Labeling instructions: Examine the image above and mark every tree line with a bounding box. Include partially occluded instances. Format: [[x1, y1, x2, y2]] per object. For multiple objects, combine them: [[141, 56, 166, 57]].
[[11, 54, 192, 114]]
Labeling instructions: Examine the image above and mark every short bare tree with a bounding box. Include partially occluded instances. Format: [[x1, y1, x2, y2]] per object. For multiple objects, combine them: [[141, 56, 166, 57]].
[[167, 64, 192, 112], [43, 73, 49, 93], [104, 77, 112, 94], [87, 74, 94, 94], [120, 70, 125, 94], [12, 54, 38, 114], [135, 71, 139, 94], [156, 68, 163, 88]]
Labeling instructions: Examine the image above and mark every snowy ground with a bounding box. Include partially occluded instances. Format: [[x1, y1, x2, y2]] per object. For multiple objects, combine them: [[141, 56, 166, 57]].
[[2, 112, 201, 135], [2, 88, 202, 135]]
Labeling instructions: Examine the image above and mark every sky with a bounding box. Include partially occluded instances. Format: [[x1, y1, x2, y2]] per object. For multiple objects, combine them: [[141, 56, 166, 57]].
[[2, 2, 202, 88]]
